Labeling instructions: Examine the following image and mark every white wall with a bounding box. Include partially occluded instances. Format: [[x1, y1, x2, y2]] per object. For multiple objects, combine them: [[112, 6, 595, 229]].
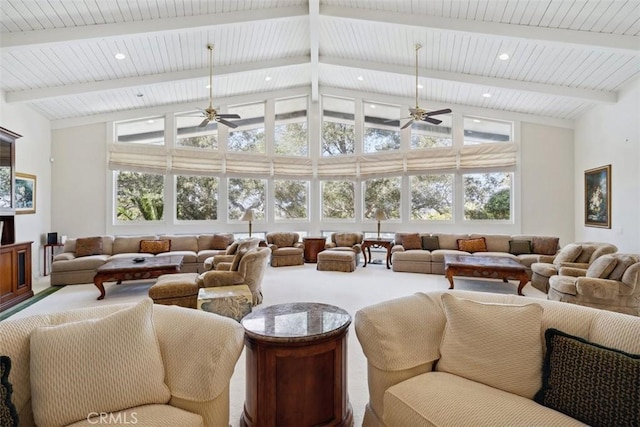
[[574, 78, 640, 253], [0, 93, 52, 277]]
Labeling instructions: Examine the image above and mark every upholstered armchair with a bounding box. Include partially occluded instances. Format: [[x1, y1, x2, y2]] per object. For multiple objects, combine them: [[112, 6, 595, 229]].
[[530, 242, 617, 293], [203, 237, 261, 271], [548, 253, 640, 316], [325, 232, 364, 265], [197, 247, 270, 305], [265, 232, 304, 267]]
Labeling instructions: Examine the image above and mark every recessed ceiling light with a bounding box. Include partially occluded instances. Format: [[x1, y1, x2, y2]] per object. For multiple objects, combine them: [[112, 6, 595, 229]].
[[473, 119, 481, 123], [357, 75, 364, 81], [114, 52, 126, 60], [498, 53, 510, 61], [265, 76, 272, 81], [147, 119, 154, 124], [482, 92, 492, 98], [417, 84, 423, 89], [369, 104, 376, 109], [136, 93, 144, 97]]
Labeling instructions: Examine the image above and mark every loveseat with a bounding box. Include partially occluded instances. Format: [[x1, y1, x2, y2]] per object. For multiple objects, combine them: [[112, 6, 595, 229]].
[[50, 233, 235, 285], [0, 299, 245, 426], [391, 233, 560, 276], [355, 290, 640, 427]]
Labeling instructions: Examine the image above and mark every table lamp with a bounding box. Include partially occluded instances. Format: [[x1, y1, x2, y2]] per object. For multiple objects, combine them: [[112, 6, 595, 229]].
[[375, 208, 387, 239], [240, 208, 255, 237]]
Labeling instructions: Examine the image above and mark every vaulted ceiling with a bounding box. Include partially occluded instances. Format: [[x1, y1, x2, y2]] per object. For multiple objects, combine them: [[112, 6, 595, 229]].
[[1, 1, 639, 128]]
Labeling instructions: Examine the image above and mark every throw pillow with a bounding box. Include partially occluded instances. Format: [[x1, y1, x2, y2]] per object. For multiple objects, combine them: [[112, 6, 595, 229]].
[[436, 294, 544, 399], [211, 233, 234, 250], [532, 236, 560, 255], [535, 328, 640, 427], [0, 356, 18, 427], [402, 233, 422, 250], [456, 237, 487, 253], [236, 238, 260, 253], [509, 239, 532, 255], [586, 255, 618, 279], [608, 255, 639, 281], [231, 248, 248, 271], [225, 242, 239, 255], [574, 244, 597, 264], [139, 239, 171, 254], [75, 236, 103, 257], [421, 235, 440, 251], [29, 299, 170, 427], [553, 243, 584, 267]]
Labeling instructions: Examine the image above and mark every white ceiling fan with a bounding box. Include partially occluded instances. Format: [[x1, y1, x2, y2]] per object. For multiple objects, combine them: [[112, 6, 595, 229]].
[[196, 44, 241, 128], [401, 44, 452, 130]]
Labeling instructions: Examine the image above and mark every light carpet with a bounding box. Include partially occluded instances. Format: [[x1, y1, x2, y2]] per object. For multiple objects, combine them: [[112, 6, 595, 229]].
[[6, 262, 546, 426]]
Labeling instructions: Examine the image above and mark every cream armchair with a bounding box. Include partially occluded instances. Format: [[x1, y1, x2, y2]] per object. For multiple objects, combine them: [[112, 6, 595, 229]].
[[548, 253, 640, 316], [197, 247, 270, 305], [0, 301, 244, 427], [325, 232, 364, 265], [530, 242, 617, 293], [265, 232, 304, 267]]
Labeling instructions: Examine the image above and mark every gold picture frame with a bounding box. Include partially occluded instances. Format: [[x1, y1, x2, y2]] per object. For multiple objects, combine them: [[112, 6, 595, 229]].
[[584, 164, 611, 228], [15, 172, 36, 215]]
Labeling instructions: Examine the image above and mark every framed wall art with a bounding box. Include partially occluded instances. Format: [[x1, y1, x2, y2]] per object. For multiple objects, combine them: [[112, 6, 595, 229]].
[[15, 172, 36, 215], [584, 164, 611, 228]]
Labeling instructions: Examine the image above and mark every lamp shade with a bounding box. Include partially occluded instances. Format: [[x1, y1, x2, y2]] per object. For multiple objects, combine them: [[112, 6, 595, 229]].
[[240, 209, 255, 222], [375, 208, 387, 221]]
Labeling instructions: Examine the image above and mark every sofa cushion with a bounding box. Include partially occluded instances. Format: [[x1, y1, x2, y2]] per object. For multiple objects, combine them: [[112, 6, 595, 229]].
[[198, 233, 234, 251], [509, 239, 532, 255], [334, 232, 361, 247], [434, 233, 469, 250], [0, 356, 18, 427], [531, 236, 559, 255], [553, 243, 583, 267], [586, 255, 618, 279], [75, 236, 103, 257], [436, 294, 543, 399], [535, 328, 640, 427], [225, 242, 239, 255], [140, 239, 171, 255], [456, 237, 487, 253], [158, 235, 197, 252], [402, 233, 422, 250], [609, 254, 639, 281], [421, 236, 440, 251], [113, 235, 156, 254], [574, 244, 597, 264], [29, 299, 171, 427], [231, 248, 248, 271], [472, 234, 510, 253]]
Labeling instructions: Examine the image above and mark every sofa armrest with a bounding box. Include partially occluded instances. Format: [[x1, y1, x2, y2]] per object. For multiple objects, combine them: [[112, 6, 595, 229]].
[[294, 242, 304, 249], [267, 243, 278, 251], [352, 243, 362, 254], [53, 252, 75, 261], [390, 245, 405, 254], [325, 242, 337, 249], [197, 271, 244, 287], [537, 254, 556, 263], [575, 277, 620, 300], [558, 266, 588, 277]]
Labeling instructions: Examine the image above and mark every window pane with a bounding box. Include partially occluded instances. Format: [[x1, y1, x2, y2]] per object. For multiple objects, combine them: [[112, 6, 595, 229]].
[[463, 117, 512, 144], [363, 177, 401, 219], [116, 171, 164, 221], [227, 177, 266, 220], [410, 114, 452, 149], [464, 172, 512, 220], [228, 103, 266, 153], [175, 112, 217, 149], [274, 179, 309, 220], [176, 175, 218, 220], [322, 96, 355, 156], [410, 174, 454, 220], [275, 97, 308, 156], [321, 180, 354, 219], [364, 102, 400, 153], [115, 117, 164, 145]]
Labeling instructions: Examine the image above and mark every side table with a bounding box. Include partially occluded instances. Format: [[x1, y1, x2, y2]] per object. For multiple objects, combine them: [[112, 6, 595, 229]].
[[362, 238, 394, 269], [240, 302, 353, 427], [302, 237, 327, 263], [43, 243, 64, 276]]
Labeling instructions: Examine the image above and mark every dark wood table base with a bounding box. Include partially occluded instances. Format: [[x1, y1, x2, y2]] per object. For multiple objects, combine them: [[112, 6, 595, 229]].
[[362, 239, 393, 269], [444, 255, 529, 296]]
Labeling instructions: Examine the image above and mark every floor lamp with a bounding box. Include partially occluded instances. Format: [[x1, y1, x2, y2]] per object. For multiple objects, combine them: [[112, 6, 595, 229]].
[[241, 209, 255, 237], [375, 208, 387, 239]]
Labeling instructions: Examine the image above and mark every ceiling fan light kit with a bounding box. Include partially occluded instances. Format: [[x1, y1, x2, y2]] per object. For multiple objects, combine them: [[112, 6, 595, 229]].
[[198, 44, 241, 129]]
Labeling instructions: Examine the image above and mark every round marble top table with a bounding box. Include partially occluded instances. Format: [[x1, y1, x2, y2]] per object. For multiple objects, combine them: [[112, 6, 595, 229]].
[[240, 302, 353, 427]]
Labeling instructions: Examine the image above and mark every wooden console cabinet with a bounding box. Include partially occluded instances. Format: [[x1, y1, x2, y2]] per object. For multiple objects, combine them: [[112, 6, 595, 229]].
[[0, 241, 33, 312]]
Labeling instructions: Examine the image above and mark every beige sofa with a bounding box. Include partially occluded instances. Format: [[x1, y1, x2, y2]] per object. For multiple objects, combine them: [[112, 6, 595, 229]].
[[50, 234, 235, 285], [391, 233, 560, 276], [355, 290, 640, 427], [0, 299, 245, 426]]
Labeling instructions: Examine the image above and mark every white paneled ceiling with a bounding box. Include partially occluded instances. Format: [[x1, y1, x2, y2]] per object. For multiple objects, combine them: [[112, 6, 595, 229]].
[[1, 0, 638, 127]]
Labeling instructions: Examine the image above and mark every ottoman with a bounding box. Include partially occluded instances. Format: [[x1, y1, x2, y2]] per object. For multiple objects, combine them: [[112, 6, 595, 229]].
[[148, 272, 199, 308], [317, 250, 356, 273], [197, 285, 253, 321]]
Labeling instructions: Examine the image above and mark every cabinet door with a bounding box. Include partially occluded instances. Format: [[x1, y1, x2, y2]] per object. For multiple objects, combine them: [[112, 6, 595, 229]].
[[0, 249, 15, 302]]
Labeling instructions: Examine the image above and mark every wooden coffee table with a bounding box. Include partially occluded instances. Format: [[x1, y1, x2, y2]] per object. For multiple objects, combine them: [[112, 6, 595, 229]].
[[444, 254, 529, 295], [93, 256, 183, 300]]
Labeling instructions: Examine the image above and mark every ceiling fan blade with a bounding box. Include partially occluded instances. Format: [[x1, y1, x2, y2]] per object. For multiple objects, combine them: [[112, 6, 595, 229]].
[[422, 117, 442, 125], [198, 118, 210, 127], [425, 108, 452, 116], [401, 119, 415, 130], [217, 114, 241, 119], [217, 118, 238, 129]]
